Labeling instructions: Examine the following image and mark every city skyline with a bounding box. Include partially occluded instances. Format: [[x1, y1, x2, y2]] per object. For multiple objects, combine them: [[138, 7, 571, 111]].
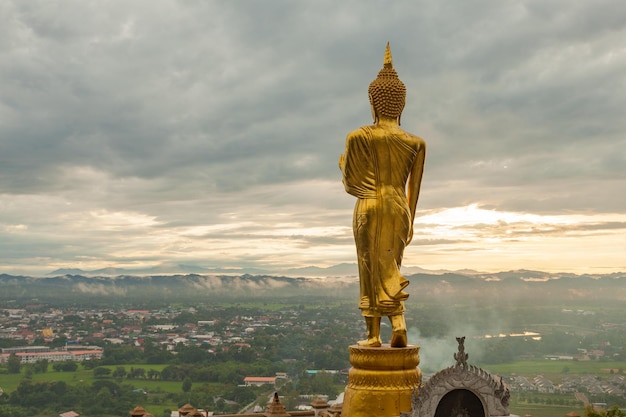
[[1, 1, 625, 276]]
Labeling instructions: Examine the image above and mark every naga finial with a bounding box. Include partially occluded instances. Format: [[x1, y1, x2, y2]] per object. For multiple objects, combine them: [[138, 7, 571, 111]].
[[454, 336, 469, 367]]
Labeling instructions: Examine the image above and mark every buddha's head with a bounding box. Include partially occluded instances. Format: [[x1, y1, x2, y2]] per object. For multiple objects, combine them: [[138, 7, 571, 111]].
[[368, 43, 406, 124]]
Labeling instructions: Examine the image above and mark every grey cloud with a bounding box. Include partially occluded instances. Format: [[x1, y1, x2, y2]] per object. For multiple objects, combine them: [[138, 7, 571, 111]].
[[1, 0, 625, 274]]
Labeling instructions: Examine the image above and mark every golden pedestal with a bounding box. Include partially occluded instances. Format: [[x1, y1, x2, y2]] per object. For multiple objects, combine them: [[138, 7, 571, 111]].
[[342, 345, 421, 417]]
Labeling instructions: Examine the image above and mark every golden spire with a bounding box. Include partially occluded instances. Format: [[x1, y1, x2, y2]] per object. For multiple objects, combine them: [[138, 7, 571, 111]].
[[384, 42, 393, 68]]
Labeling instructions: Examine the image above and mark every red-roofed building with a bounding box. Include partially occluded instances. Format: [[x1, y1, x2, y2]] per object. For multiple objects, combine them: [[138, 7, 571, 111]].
[[243, 376, 277, 387], [0, 349, 102, 364], [70, 350, 103, 361]]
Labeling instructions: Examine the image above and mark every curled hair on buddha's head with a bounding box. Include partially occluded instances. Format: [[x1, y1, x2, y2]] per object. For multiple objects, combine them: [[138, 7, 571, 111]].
[[368, 42, 406, 124]]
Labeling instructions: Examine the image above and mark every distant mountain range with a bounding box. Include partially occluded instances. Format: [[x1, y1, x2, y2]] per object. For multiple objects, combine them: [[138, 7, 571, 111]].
[[45, 263, 462, 278], [1, 266, 624, 303], [46, 263, 362, 278]]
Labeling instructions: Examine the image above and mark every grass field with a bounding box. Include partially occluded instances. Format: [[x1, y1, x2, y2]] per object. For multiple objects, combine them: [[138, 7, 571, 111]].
[[140, 401, 180, 417], [510, 402, 581, 417], [484, 359, 626, 383], [0, 367, 94, 392], [0, 364, 176, 393], [0, 364, 218, 417]]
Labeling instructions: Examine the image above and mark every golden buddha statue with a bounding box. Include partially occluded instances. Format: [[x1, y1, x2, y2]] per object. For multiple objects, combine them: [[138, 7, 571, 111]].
[[339, 43, 426, 348]]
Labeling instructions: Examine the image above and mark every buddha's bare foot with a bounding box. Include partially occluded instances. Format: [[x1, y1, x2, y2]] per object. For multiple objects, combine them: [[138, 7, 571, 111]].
[[389, 314, 407, 347], [359, 316, 382, 347], [358, 337, 382, 347], [390, 330, 407, 347]]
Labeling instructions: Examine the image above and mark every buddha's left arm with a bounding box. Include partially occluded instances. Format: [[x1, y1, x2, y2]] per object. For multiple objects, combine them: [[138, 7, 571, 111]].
[[407, 141, 426, 244]]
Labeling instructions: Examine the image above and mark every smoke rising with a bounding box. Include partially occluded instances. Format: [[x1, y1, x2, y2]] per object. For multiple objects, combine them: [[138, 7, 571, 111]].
[[409, 326, 485, 373]]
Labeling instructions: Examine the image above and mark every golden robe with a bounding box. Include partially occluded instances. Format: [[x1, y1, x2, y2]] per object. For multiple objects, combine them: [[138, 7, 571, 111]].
[[341, 124, 425, 317]]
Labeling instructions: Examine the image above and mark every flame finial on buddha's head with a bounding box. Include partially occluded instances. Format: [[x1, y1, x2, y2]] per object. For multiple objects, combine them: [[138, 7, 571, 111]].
[[368, 42, 406, 121]]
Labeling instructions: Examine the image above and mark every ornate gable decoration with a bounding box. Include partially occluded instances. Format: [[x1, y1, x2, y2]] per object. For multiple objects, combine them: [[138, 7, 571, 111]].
[[411, 337, 511, 417]]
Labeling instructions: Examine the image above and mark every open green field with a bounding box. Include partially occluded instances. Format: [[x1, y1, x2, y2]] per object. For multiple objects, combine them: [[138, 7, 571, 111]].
[[484, 359, 626, 383], [506, 393, 585, 417], [0, 367, 94, 392], [509, 402, 582, 417], [0, 364, 176, 393], [0, 364, 221, 417], [140, 401, 180, 417]]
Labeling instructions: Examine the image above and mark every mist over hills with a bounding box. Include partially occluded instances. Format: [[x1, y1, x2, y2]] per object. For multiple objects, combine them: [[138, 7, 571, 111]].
[[46, 263, 443, 278], [47, 263, 359, 278], [1, 265, 625, 304]]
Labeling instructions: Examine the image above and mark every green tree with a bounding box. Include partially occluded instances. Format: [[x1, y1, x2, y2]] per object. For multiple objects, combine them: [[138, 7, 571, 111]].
[[177, 345, 210, 364], [112, 366, 127, 380], [95, 387, 113, 408], [128, 367, 146, 379], [93, 367, 112, 378], [147, 369, 160, 380], [297, 372, 339, 398], [102, 345, 142, 364], [91, 379, 120, 395], [48, 336, 68, 349], [480, 338, 514, 364], [585, 405, 626, 417], [33, 359, 49, 373], [7, 354, 20, 374], [182, 377, 192, 393], [52, 360, 78, 372], [226, 386, 257, 405], [82, 359, 100, 370], [144, 339, 172, 364]]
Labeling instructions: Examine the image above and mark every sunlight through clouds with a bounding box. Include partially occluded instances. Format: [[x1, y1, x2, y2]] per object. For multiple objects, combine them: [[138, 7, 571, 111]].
[[404, 205, 626, 273], [1, 1, 625, 275]]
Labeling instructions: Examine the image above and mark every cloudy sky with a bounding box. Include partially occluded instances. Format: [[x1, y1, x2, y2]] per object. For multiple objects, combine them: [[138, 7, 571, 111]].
[[1, 0, 625, 276]]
